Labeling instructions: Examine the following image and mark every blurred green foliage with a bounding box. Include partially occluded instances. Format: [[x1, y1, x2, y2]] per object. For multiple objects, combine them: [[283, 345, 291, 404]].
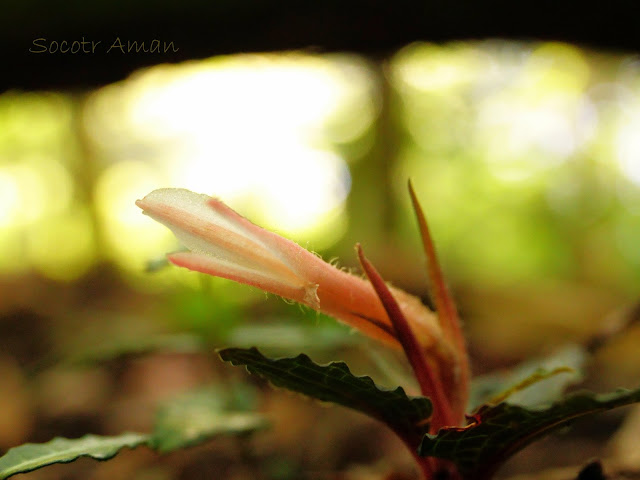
[[2, 38, 640, 480], [1, 40, 639, 360]]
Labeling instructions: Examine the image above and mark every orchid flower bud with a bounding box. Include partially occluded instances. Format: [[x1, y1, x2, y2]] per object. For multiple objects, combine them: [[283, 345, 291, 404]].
[[136, 188, 443, 350]]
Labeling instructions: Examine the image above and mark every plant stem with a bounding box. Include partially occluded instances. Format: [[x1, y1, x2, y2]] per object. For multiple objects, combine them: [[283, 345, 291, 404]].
[[357, 244, 455, 430]]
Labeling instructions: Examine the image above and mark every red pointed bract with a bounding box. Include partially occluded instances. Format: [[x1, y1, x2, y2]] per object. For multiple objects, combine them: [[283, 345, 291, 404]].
[[408, 180, 470, 423], [356, 244, 454, 432]]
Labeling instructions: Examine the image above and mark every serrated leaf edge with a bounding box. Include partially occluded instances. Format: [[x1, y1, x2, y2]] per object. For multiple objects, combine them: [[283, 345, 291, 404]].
[[420, 387, 640, 478], [218, 347, 432, 441]]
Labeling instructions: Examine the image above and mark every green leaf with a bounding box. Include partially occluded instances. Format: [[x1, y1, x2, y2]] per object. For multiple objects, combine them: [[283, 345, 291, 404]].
[[0, 433, 149, 480], [226, 321, 357, 352], [468, 344, 586, 410], [218, 347, 432, 444], [150, 385, 268, 452], [483, 367, 576, 406], [419, 387, 640, 479], [0, 384, 267, 477]]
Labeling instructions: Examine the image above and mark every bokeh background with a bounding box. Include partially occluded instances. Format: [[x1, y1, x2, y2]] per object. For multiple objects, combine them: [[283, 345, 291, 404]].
[[2, 5, 640, 480]]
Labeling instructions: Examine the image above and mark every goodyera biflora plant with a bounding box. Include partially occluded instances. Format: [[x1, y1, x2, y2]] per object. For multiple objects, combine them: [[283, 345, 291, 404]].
[[2, 181, 640, 480], [133, 182, 640, 480], [134, 184, 469, 433], [135, 183, 471, 477]]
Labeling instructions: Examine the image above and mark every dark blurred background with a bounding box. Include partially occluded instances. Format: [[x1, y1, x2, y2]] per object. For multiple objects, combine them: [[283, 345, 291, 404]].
[[2, 3, 640, 479]]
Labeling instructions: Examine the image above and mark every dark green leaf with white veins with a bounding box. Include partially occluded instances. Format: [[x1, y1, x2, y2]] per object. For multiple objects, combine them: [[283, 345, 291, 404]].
[[219, 347, 432, 443], [419, 387, 640, 480], [0, 433, 149, 480]]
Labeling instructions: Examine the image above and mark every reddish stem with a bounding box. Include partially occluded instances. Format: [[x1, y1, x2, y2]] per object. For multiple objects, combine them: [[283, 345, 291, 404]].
[[356, 244, 455, 430]]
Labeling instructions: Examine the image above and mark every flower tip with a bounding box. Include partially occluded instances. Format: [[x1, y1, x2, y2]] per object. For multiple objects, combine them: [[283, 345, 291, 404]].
[[135, 189, 168, 212]]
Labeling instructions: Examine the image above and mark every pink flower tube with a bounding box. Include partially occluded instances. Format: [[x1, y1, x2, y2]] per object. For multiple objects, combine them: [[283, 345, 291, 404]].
[[136, 188, 444, 351]]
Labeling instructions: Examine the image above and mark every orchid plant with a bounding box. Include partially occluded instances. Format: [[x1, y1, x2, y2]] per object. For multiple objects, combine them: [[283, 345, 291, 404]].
[[2, 181, 640, 480], [131, 182, 640, 479], [134, 182, 468, 478]]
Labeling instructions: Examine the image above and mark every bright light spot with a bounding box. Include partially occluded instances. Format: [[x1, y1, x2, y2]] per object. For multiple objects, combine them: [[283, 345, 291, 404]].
[[523, 43, 590, 96], [0, 92, 74, 148], [27, 207, 95, 281], [257, 148, 349, 229], [474, 42, 596, 182], [168, 142, 350, 234], [129, 57, 346, 142], [0, 159, 73, 228], [478, 96, 592, 182], [6, 164, 47, 226], [85, 53, 369, 246], [0, 91, 79, 279], [393, 43, 489, 91], [484, 99, 577, 156], [616, 115, 640, 185], [94, 160, 173, 267], [0, 168, 28, 274], [0, 170, 20, 227], [391, 41, 597, 184]]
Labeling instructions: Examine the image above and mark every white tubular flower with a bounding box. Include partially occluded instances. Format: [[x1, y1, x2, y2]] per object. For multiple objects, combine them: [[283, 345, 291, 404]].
[[136, 188, 443, 349]]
